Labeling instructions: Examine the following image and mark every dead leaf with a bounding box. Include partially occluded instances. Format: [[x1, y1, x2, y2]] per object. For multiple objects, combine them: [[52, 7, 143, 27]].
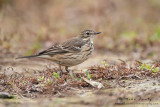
[[82, 77, 104, 89]]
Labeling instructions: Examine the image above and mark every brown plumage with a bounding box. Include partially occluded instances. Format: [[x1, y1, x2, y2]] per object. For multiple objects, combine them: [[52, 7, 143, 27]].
[[17, 30, 101, 75]]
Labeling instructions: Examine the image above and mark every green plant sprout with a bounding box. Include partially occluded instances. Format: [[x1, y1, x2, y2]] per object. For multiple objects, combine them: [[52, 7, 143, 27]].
[[100, 60, 109, 68], [69, 72, 74, 79], [53, 72, 60, 80], [44, 78, 52, 85], [140, 63, 160, 73], [76, 78, 80, 81], [85, 70, 92, 80], [152, 67, 160, 73], [38, 76, 44, 82], [98, 78, 103, 81]]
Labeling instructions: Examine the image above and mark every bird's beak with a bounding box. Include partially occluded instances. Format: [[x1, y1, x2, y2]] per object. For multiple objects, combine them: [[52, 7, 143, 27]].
[[94, 32, 101, 35]]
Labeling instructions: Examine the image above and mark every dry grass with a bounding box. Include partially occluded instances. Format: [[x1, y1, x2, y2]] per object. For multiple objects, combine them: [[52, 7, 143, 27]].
[[0, 60, 159, 99]]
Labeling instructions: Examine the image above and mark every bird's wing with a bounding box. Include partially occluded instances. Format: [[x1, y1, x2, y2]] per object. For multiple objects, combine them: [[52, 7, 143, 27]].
[[38, 44, 68, 56], [37, 37, 85, 56], [62, 37, 86, 52]]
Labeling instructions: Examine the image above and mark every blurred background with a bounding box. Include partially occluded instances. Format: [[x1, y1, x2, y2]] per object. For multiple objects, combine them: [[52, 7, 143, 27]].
[[0, 0, 160, 59]]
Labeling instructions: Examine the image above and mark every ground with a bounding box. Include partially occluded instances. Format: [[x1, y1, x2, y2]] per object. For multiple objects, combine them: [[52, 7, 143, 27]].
[[1, 53, 160, 107], [0, 0, 160, 107]]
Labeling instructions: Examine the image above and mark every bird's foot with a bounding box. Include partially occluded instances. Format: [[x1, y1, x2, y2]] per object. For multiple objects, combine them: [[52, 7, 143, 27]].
[[59, 71, 63, 77], [65, 67, 70, 73]]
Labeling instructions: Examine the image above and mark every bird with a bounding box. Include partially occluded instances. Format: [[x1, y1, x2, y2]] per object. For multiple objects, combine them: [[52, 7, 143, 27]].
[[17, 30, 101, 76]]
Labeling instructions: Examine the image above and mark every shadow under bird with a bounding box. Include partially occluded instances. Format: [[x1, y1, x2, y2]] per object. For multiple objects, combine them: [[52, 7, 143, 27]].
[[17, 30, 101, 75]]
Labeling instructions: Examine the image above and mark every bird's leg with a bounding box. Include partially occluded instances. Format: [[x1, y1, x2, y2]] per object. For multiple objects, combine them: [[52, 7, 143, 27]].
[[65, 66, 70, 73], [65, 67, 74, 78], [58, 62, 62, 76]]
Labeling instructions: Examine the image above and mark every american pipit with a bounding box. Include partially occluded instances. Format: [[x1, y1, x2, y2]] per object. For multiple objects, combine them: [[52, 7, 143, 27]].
[[17, 30, 101, 75]]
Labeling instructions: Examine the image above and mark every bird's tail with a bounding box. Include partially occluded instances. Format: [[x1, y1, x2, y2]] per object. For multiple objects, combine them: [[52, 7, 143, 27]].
[[16, 55, 39, 59]]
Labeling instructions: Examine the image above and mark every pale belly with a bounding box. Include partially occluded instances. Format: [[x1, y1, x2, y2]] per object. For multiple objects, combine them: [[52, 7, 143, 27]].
[[58, 47, 93, 66]]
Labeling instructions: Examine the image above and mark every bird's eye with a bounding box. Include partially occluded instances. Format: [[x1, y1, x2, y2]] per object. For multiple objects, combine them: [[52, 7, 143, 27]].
[[86, 32, 90, 35]]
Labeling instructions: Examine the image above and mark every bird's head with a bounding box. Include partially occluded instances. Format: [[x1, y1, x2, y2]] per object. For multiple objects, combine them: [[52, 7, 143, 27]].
[[78, 30, 101, 40]]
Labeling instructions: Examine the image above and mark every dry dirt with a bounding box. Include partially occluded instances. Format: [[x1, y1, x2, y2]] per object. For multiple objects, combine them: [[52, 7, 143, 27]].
[[0, 53, 160, 107]]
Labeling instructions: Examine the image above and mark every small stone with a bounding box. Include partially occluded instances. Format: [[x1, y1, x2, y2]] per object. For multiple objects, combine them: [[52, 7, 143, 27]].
[[0, 92, 14, 99]]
